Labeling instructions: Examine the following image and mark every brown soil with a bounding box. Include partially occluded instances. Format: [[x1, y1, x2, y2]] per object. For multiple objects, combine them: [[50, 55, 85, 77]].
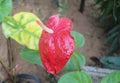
[[0, 0, 107, 83]]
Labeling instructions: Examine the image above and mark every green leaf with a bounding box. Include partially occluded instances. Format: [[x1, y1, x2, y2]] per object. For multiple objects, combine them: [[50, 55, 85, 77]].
[[71, 31, 85, 48], [62, 52, 86, 72], [100, 0, 113, 20], [94, 0, 103, 4], [108, 25, 120, 35], [2, 12, 43, 50], [105, 32, 119, 43], [58, 71, 92, 83], [0, 0, 12, 22], [113, 0, 117, 21], [98, 0, 108, 12], [20, 47, 42, 66], [109, 37, 118, 53], [100, 56, 120, 69], [101, 71, 120, 83], [118, 37, 120, 45]]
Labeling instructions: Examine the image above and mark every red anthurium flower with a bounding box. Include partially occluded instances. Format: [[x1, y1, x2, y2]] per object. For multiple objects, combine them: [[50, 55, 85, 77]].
[[36, 15, 75, 74]]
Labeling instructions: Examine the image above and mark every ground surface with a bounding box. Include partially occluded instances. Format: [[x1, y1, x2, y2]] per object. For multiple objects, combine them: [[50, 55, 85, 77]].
[[0, 0, 107, 83]]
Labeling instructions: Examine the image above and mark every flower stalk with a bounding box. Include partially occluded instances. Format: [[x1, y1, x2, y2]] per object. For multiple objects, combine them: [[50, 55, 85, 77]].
[[36, 20, 54, 34]]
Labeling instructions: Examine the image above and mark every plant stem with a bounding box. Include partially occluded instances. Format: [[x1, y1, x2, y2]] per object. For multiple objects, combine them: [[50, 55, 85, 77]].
[[7, 38, 14, 71], [73, 53, 81, 71], [0, 60, 13, 83], [47, 73, 57, 83]]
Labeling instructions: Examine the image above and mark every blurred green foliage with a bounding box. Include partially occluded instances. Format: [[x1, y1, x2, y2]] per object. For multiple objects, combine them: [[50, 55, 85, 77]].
[[95, 0, 120, 54], [51, 0, 68, 16], [0, 0, 12, 22]]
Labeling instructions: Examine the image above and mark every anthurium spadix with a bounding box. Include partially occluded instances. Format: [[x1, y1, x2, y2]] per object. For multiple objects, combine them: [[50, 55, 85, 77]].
[[37, 15, 75, 74]]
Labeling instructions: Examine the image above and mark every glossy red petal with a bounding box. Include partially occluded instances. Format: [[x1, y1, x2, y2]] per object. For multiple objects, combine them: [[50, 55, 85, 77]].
[[57, 18, 73, 32], [39, 15, 75, 74], [46, 14, 59, 30], [39, 31, 74, 74]]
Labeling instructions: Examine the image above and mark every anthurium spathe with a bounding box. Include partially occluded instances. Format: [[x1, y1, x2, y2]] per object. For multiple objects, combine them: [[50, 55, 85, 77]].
[[37, 15, 75, 74]]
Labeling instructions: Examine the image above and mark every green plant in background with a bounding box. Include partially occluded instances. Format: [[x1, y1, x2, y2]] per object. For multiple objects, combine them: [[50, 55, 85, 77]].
[[105, 24, 120, 54], [51, 0, 68, 16], [58, 0, 68, 16], [0, 0, 12, 22], [95, 0, 120, 21], [50, 0, 59, 7], [95, 0, 120, 54], [101, 71, 120, 83]]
